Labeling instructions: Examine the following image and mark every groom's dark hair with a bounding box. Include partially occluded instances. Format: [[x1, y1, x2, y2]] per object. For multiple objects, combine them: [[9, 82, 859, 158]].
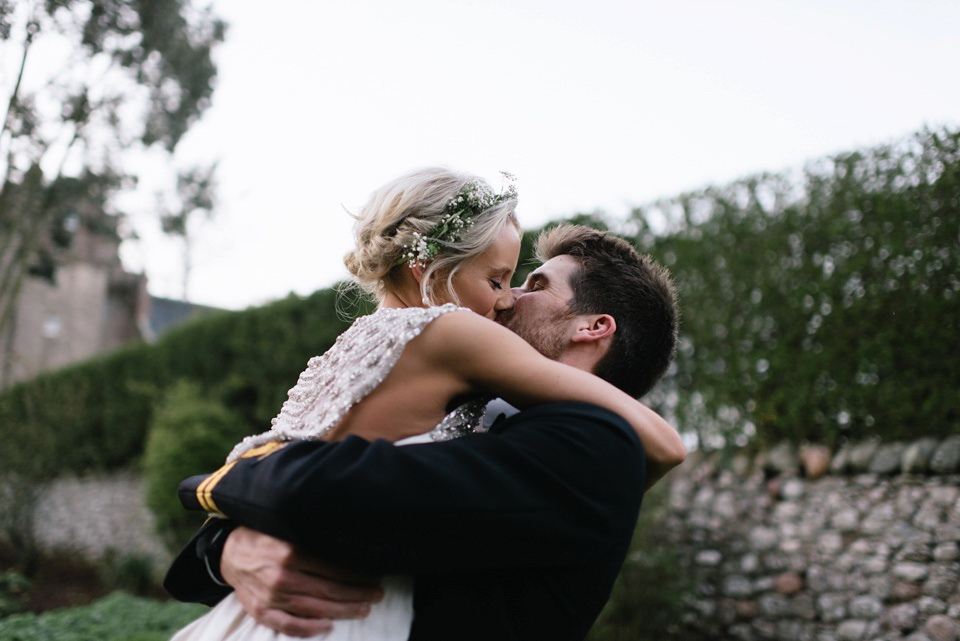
[[535, 225, 678, 398]]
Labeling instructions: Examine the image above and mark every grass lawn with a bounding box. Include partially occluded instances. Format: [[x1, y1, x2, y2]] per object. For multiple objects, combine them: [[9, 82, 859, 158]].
[[0, 592, 206, 641]]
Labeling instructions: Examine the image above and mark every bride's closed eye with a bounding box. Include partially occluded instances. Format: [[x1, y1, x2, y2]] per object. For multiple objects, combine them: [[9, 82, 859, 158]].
[[489, 279, 503, 290]]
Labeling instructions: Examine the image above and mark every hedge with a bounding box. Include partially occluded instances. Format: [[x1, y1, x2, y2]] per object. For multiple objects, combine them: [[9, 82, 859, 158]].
[[629, 126, 960, 447], [0, 288, 367, 479]]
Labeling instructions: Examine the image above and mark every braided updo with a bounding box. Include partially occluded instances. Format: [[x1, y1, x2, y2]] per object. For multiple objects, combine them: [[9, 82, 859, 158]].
[[343, 167, 519, 305]]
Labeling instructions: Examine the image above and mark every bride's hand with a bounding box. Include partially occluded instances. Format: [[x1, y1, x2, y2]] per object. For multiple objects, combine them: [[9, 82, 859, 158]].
[[221, 526, 384, 637]]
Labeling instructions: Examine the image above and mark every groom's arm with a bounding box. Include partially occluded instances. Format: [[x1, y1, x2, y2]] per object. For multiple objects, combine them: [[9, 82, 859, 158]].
[[171, 402, 645, 578], [164, 518, 383, 637]]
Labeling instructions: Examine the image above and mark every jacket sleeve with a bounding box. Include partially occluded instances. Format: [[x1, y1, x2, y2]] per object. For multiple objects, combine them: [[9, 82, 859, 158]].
[[164, 518, 237, 605], [173, 402, 645, 577]]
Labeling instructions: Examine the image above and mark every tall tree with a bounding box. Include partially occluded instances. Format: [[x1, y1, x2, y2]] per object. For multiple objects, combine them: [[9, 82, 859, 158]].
[[0, 0, 225, 334], [160, 162, 218, 300]]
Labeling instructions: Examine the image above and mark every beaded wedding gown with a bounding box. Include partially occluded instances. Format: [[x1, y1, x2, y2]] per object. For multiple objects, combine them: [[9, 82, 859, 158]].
[[171, 304, 487, 641]]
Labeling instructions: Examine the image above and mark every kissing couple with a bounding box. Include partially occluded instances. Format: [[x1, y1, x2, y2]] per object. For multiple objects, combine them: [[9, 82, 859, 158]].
[[165, 167, 686, 640]]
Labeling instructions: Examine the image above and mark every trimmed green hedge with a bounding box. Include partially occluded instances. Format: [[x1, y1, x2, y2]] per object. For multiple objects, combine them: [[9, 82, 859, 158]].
[[629, 126, 960, 447], [0, 288, 367, 479]]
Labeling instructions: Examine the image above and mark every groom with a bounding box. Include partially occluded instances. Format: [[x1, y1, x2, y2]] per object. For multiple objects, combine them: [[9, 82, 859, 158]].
[[165, 224, 684, 640]]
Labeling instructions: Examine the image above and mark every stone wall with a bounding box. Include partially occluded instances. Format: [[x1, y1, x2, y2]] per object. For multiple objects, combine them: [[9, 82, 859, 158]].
[[661, 436, 960, 641], [1, 472, 171, 571]]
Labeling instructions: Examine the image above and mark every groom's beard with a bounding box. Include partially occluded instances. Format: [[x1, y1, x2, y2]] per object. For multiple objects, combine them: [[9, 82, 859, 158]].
[[495, 307, 574, 362]]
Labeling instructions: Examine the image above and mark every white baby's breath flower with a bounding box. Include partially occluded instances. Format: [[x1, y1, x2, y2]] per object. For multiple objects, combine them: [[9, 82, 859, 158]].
[[395, 176, 517, 268]]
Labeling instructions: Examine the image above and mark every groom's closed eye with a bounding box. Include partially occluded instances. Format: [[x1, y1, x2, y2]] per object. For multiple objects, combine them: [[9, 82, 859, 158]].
[[525, 274, 547, 292]]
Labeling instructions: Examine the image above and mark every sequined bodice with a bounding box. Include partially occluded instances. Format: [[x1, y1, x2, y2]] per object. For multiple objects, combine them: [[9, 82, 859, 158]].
[[227, 304, 487, 462]]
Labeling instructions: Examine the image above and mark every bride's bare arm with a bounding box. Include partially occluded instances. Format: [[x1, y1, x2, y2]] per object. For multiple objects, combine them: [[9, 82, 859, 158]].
[[420, 312, 686, 488]]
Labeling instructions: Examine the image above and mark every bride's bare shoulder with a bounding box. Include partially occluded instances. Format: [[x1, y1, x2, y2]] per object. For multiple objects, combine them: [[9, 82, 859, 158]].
[[423, 309, 511, 340], [414, 309, 530, 363]]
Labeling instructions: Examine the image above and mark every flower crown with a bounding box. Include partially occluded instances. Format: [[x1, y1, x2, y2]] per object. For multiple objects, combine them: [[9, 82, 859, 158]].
[[396, 173, 518, 268]]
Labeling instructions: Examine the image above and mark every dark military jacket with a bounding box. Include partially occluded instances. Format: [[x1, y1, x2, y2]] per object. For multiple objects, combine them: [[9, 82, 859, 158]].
[[165, 402, 646, 641]]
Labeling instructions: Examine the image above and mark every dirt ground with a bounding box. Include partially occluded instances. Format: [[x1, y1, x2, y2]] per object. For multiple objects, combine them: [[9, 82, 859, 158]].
[[1, 547, 118, 612]]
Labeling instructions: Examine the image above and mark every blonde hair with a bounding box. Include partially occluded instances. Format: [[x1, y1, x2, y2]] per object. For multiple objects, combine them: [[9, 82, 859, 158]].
[[343, 167, 520, 305]]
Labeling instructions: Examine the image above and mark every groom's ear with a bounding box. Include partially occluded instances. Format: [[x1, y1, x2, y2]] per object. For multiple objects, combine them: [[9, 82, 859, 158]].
[[570, 314, 616, 344]]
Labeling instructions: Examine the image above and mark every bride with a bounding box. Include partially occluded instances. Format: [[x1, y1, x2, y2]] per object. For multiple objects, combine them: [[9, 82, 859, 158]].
[[170, 167, 683, 640]]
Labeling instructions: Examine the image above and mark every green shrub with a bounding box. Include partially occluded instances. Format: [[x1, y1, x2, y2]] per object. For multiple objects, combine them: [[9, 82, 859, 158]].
[[0, 592, 206, 640], [98, 552, 158, 597], [142, 380, 247, 549], [0, 572, 31, 619]]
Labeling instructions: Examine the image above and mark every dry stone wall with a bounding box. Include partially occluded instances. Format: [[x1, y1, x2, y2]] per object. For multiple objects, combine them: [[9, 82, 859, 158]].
[[2, 472, 171, 569], [661, 436, 960, 641]]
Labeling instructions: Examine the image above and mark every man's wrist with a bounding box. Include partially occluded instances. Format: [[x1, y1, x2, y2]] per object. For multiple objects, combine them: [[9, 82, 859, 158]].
[[196, 520, 238, 587]]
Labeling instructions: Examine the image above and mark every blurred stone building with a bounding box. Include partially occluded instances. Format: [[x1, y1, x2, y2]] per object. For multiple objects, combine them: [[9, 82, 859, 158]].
[[0, 222, 218, 389]]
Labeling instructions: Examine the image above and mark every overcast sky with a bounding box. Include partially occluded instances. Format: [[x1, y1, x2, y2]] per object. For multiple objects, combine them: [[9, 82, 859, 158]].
[[119, 0, 960, 310]]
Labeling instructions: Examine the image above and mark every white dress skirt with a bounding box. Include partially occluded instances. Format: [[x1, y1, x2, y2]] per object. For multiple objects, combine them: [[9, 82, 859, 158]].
[[170, 305, 488, 641], [170, 576, 415, 641]]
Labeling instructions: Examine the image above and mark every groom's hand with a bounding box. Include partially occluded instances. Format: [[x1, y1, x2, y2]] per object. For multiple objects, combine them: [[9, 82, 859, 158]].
[[221, 526, 384, 638]]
